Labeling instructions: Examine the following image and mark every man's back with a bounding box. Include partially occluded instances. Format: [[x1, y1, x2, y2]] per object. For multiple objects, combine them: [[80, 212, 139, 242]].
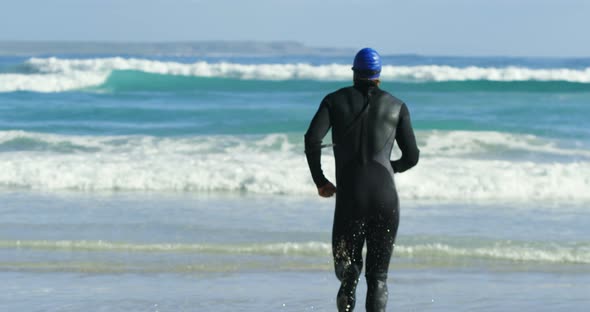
[[323, 84, 404, 179], [305, 82, 418, 189]]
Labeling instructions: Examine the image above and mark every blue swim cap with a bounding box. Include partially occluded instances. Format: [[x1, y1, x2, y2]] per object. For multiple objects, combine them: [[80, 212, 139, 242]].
[[352, 48, 382, 79]]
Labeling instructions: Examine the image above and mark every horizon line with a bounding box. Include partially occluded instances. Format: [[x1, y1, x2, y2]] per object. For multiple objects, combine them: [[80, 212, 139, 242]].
[[0, 40, 588, 59]]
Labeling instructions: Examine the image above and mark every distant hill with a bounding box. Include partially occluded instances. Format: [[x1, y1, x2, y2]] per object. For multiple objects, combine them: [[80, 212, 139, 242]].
[[0, 41, 352, 56]]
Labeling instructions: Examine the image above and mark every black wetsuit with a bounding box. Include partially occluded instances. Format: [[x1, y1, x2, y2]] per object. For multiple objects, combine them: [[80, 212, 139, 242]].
[[305, 82, 419, 312]]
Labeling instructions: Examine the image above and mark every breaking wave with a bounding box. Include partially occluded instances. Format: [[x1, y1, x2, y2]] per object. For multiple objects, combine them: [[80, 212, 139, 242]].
[[0, 130, 589, 201], [1, 57, 590, 93]]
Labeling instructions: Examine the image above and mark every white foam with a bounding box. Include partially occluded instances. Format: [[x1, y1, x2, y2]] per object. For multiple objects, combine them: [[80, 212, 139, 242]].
[[418, 130, 590, 158], [1, 130, 589, 201], [396, 158, 590, 201], [3, 240, 332, 255], [381, 65, 590, 83], [0, 71, 108, 93], [28, 57, 590, 82], [397, 242, 590, 264], [4, 239, 588, 264], [2, 57, 590, 92], [0, 131, 319, 194]]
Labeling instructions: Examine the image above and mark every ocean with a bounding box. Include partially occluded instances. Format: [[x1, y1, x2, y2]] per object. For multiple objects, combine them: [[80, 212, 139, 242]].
[[0, 52, 589, 311]]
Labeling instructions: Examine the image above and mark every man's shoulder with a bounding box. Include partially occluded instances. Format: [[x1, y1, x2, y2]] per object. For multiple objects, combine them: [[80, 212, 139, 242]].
[[320, 86, 355, 107], [323, 86, 406, 107], [375, 88, 404, 104], [326, 86, 355, 98]]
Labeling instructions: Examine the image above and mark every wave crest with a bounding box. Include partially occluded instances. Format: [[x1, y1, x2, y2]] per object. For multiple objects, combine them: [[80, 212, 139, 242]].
[[1, 57, 590, 92]]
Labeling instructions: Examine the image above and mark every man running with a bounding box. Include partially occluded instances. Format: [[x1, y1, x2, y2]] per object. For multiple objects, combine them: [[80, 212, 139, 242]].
[[304, 48, 420, 312]]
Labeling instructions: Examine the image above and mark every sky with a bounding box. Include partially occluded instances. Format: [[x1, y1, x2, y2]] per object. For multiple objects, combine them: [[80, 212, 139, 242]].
[[1, 0, 589, 57]]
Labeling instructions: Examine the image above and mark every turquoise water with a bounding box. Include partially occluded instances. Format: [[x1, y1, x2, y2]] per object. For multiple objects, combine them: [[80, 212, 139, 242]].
[[1, 54, 589, 311]]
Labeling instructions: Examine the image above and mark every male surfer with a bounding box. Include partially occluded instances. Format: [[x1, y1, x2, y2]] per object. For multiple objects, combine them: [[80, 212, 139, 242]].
[[304, 48, 419, 312]]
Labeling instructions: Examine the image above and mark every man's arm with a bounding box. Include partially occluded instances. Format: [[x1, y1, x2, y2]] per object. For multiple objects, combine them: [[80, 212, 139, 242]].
[[391, 103, 420, 173], [304, 97, 333, 190]]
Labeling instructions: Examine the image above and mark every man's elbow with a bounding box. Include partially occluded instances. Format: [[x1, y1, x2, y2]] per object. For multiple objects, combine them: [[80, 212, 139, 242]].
[[304, 132, 315, 145], [304, 131, 322, 146], [408, 148, 420, 168]]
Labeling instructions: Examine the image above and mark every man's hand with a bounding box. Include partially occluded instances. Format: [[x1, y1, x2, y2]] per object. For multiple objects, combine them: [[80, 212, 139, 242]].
[[318, 181, 337, 198]]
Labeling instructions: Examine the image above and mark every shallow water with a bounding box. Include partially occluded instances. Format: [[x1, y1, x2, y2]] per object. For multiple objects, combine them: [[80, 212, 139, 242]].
[[1, 191, 588, 311]]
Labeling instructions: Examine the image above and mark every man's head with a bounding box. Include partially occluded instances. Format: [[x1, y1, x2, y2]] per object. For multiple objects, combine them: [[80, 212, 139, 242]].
[[352, 48, 382, 81]]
